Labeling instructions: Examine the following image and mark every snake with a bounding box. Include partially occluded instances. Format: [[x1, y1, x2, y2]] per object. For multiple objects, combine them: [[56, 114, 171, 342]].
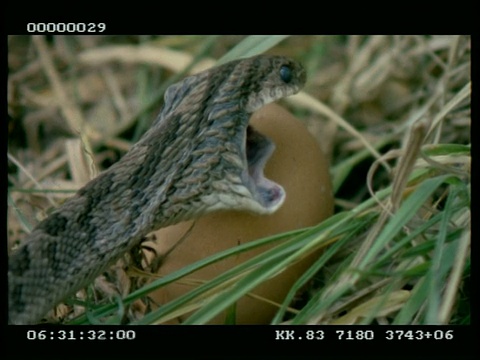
[[8, 54, 306, 324]]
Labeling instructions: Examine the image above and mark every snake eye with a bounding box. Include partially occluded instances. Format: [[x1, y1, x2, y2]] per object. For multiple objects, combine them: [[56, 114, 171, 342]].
[[279, 65, 293, 83]]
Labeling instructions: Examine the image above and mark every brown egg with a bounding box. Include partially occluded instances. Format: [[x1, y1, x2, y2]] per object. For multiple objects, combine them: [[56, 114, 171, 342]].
[[147, 103, 333, 324]]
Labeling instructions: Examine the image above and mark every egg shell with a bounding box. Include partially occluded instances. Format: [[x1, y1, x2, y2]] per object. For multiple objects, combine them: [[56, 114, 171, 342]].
[[147, 103, 333, 324]]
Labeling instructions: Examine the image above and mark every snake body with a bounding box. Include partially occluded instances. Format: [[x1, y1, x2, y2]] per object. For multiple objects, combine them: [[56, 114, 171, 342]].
[[8, 54, 306, 324]]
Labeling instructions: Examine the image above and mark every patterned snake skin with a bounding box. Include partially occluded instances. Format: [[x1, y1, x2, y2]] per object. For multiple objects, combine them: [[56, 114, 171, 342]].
[[8, 54, 306, 324]]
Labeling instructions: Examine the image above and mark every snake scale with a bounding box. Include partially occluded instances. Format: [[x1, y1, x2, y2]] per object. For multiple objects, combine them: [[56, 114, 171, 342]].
[[8, 54, 306, 324]]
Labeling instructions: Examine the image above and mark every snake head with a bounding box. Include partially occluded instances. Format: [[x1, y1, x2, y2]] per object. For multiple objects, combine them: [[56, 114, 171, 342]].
[[144, 55, 307, 222], [182, 55, 307, 216], [241, 55, 306, 113]]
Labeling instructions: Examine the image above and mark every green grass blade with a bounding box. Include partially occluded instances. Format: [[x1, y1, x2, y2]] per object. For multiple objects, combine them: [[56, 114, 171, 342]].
[[181, 211, 371, 324], [356, 175, 454, 269], [217, 36, 290, 64]]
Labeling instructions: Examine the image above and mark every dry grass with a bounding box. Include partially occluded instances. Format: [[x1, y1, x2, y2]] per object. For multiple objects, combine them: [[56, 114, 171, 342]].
[[7, 35, 470, 324]]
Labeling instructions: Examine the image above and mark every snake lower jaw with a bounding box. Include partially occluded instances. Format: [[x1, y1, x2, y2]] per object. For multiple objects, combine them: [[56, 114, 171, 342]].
[[244, 173, 286, 215], [197, 123, 285, 216]]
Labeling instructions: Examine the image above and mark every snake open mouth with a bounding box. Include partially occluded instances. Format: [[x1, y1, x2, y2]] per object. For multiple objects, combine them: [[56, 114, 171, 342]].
[[243, 125, 285, 214]]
